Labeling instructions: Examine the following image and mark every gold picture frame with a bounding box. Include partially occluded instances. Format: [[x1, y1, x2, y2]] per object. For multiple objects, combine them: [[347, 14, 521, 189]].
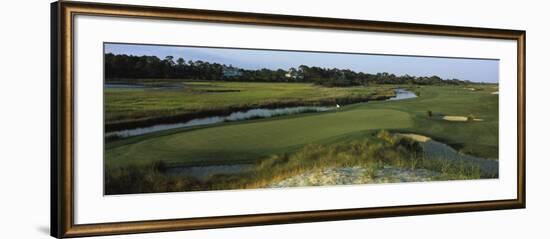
[[51, 1, 526, 237]]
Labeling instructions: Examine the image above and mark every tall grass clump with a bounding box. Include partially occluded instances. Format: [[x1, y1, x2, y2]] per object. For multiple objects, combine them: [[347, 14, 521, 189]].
[[241, 130, 426, 188], [105, 160, 206, 194], [419, 157, 482, 180]]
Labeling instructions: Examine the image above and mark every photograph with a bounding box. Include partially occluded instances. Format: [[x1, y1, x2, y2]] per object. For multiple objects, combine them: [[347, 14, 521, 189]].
[[103, 43, 500, 195], [46, 1, 528, 237]]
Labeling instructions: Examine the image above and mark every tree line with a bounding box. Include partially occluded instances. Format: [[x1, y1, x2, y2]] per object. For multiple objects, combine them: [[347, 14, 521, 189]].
[[105, 53, 477, 86]]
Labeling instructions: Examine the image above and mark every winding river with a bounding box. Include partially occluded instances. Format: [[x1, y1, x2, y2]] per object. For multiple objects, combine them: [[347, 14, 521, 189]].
[[106, 88, 417, 138]]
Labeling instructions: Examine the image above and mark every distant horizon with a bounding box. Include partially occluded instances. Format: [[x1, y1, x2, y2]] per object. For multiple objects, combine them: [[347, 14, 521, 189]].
[[105, 43, 499, 83]]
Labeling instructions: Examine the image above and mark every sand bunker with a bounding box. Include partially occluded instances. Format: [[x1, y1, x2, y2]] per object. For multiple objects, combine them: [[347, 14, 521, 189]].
[[397, 133, 431, 142], [492, 91, 499, 95], [442, 116, 483, 122], [443, 116, 468, 121]]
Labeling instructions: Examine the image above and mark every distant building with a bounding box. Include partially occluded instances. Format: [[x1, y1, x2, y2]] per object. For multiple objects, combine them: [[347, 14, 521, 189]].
[[285, 68, 302, 80], [223, 66, 242, 78]]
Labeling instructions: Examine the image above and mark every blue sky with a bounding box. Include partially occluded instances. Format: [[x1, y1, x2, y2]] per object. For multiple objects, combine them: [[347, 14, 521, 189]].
[[105, 43, 499, 83]]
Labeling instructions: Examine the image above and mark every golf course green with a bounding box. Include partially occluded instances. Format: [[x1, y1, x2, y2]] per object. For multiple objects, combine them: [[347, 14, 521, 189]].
[[103, 47, 500, 194], [105, 83, 498, 172]]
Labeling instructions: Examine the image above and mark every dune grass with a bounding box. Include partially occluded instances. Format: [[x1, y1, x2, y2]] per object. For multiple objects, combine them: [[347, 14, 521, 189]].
[[105, 130, 484, 194]]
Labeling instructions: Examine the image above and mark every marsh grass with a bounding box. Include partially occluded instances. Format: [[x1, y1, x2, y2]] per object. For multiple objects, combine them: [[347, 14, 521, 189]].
[[104, 81, 396, 130], [105, 161, 205, 194]]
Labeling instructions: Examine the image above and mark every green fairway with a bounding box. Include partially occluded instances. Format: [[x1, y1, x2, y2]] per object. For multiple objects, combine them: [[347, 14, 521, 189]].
[[106, 108, 413, 168], [105, 84, 498, 170], [361, 85, 499, 158]]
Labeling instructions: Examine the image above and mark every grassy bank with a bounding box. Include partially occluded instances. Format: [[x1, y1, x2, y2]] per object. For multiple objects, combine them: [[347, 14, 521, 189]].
[[105, 131, 484, 194]]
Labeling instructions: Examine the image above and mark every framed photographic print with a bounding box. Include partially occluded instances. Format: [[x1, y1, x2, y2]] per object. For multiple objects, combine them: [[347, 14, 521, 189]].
[[51, 1, 526, 238]]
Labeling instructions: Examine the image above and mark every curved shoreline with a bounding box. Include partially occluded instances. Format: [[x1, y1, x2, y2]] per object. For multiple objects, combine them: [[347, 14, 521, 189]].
[[105, 93, 395, 132]]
